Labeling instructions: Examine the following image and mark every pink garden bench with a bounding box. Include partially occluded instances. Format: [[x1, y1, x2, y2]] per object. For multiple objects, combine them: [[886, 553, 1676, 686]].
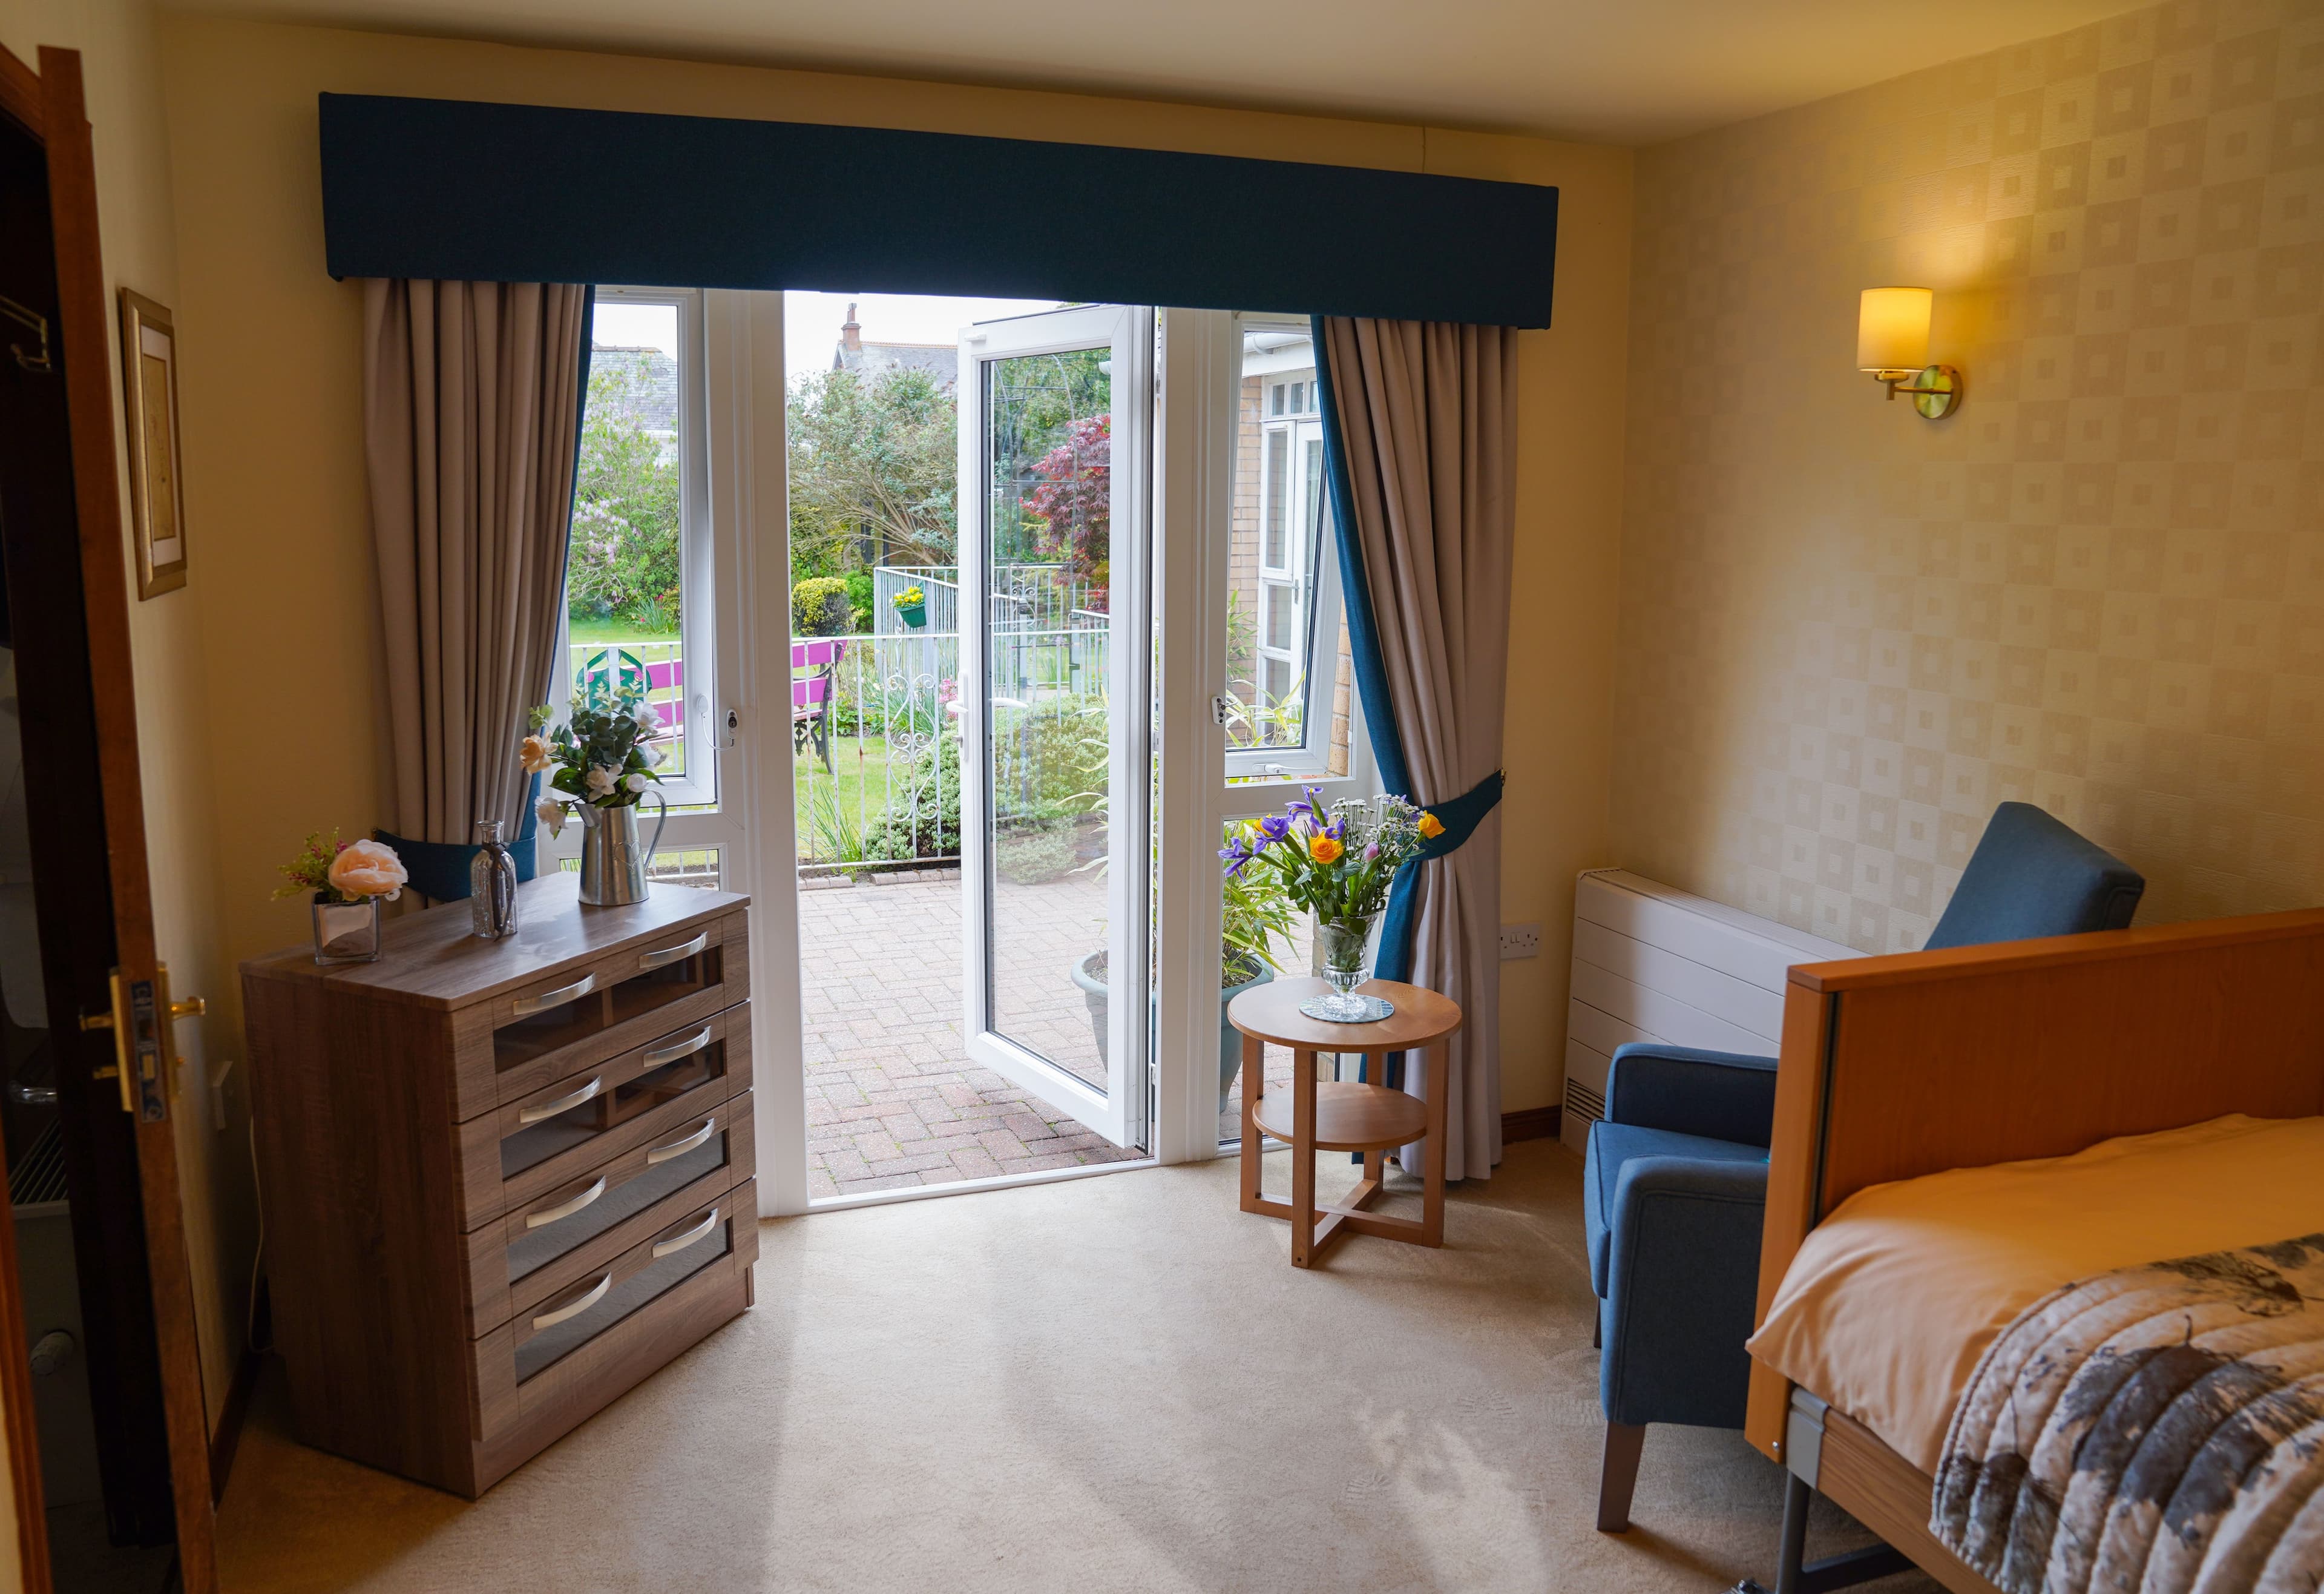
[[793, 639, 844, 771]]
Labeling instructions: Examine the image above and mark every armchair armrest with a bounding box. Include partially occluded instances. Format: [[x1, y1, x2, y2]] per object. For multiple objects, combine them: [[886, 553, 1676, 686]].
[[1604, 1042, 1777, 1148], [1600, 1154, 1769, 1431]]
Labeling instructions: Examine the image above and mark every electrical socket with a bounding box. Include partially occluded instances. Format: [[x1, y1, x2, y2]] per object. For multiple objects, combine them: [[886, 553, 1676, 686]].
[[209, 1057, 235, 1133], [1498, 921, 1541, 961]]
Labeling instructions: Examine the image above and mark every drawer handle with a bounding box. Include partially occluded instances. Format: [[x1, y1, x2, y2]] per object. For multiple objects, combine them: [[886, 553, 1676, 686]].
[[513, 972, 596, 1018], [523, 1176, 606, 1230], [519, 1075, 603, 1124], [637, 932, 707, 971], [645, 1116, 715, 1165], [651, 1207, 721, 1259], [531, 1271, 612, 1331], [642, 1024, 714, 1068]]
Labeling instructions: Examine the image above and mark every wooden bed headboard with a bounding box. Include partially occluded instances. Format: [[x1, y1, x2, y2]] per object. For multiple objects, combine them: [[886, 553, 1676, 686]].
[[1744, 906, 2324, 1460]]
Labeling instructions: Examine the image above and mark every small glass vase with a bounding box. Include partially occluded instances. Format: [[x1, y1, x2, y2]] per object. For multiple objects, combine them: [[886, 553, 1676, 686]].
[[1302, 911, 1394, 1023], [311, 895, 382, 965], [470, 818, 519, 940]]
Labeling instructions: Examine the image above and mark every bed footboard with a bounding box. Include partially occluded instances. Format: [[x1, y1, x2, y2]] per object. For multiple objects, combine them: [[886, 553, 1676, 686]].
[[1744, 906, 2324, 1460]]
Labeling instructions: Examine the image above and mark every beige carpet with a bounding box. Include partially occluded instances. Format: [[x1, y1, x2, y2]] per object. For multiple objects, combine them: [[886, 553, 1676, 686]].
[[216, 1141, 1939, 1592]]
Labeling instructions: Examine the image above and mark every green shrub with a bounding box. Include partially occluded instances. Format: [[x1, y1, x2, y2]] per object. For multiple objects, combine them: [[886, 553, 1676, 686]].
[[792, 577, 853, 637], [990, 700, 1106, 824]]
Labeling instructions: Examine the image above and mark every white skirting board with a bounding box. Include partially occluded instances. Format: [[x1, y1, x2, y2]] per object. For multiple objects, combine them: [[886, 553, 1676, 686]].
[[1561, 871, 1860, 1154]]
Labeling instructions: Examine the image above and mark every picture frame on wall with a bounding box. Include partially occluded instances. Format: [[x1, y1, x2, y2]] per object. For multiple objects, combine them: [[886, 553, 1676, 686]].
[[119, 289, 187, 599]]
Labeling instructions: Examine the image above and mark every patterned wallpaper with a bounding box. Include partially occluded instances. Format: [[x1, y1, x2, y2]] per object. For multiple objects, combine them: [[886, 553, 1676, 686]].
[[1612, 0, 2324, 952]]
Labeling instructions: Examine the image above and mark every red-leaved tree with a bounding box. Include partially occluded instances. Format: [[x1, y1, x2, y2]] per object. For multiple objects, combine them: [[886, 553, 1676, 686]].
[[1023, 414, 1110, 605]]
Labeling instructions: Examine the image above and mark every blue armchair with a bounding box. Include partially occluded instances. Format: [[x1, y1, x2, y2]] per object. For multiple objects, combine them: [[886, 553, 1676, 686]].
[[1585, 802, 2144, 1532]]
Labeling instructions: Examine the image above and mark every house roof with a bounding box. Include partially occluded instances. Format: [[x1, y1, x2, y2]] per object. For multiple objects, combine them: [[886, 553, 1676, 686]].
[[834, 339, 958, 390]]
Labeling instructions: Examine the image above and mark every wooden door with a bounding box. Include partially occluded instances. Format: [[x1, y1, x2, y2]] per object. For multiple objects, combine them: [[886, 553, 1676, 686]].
[[0, 42, 220, 1594]]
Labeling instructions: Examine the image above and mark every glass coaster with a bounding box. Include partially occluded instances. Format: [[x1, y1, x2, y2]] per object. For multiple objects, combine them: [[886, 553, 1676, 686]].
[[1298, 993, 1397, 1024]]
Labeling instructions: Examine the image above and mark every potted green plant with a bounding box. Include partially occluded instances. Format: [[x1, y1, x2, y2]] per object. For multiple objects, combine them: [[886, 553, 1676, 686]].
[[892, 584, 928, 629], [1069, 820, 1296, 1110]]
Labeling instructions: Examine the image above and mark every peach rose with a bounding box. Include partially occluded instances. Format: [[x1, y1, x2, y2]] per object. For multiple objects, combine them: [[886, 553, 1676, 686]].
[[519, 734, 555, 774], [327, 838, 407, 901]]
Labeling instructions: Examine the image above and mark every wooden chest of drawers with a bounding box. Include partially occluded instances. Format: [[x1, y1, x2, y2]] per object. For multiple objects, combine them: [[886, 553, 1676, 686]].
[[241, 874, 755, 1498]]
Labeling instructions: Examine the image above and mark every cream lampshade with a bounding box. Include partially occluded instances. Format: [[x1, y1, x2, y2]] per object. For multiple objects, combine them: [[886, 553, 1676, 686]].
[[1857, 287, 1932, 374]]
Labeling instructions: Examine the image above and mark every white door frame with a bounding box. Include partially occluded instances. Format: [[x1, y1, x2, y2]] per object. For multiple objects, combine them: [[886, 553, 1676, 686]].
[[740, 303, 1295, 1207], [1151, 308, 1236, 1165], [956, 304, 1153, 1149]]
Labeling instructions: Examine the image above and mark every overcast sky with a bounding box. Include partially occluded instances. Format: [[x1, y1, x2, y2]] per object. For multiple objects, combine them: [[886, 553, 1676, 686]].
[[586, 292, 1059, 392]]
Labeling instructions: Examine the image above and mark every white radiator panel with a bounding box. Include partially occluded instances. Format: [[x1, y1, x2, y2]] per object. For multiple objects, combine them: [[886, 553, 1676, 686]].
[[1561, 871, 1859, 1154]]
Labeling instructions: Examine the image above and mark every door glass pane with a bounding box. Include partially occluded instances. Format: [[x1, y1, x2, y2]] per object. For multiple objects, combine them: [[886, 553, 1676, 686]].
[[569, 297, 695, 792], [982, 343, 1112, 1090], [1261, 429, 1288, 570]]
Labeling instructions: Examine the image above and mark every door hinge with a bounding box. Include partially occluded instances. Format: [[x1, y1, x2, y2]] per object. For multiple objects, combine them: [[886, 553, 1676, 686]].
[[79, 964, 204, 1121], [0, 295, 53, 375], [1211, 694, 1233, 728]]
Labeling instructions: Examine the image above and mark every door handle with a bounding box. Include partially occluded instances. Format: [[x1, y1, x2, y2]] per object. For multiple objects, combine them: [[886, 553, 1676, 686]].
[[78, 965, 203, 1118]]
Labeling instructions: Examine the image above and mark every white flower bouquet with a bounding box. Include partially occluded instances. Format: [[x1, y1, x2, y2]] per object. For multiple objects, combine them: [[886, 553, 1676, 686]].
[[525, 678, 667, 839]]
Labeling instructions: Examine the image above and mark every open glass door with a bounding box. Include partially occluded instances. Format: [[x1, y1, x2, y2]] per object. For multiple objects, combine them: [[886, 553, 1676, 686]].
[[957, 305, 1153, 1150]]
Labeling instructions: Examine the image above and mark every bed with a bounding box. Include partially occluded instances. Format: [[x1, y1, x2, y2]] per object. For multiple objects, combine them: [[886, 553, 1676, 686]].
[[1739, 907, 2324, 1594]]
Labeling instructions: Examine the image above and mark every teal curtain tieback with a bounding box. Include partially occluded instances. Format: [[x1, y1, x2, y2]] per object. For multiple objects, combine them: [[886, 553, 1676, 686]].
[[1412, 768, 1505, 863], [1368, 768, 1502, 1091]]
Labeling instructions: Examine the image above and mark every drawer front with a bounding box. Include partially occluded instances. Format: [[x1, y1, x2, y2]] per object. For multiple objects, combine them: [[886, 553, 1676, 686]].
[[461, 1090, 755, 1337], [456, 1004, 750, 1230], [471, 1179, 760, 1440], [447, 909, 751, 1122]]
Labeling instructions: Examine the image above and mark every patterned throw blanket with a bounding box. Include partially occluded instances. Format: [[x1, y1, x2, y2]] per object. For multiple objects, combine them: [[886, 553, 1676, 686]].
[[1931, 1234, 2324, 1593]]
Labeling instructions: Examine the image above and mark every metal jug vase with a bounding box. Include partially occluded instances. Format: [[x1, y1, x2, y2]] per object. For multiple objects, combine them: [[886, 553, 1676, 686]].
[[576, 794, 669, 906]]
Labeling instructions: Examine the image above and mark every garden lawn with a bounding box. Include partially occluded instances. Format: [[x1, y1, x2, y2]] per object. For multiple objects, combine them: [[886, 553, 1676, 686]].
[[793, 735, 920, 861]]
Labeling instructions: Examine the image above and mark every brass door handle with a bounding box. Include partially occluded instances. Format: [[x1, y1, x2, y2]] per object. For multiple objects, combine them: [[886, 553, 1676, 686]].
[[77, 966, 203, 1117], [82, 994, 205, 1030]]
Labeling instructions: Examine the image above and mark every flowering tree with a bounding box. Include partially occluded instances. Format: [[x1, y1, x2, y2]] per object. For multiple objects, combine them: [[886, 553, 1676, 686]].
[[567, 352, 681, 627], [1022, 413, 1110, 603], [787, 366, 958, 574]]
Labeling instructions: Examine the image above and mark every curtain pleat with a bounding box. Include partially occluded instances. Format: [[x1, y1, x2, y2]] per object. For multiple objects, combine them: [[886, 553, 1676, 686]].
[[363, 279, 588, 874], [1316, 315, 1519, 1182]]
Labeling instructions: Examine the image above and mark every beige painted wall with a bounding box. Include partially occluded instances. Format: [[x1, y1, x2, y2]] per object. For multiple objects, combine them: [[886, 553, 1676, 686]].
[[154, 18, 1630, 1136], [1613, 0, 2324, 951], [1, 0, 248, 1451]]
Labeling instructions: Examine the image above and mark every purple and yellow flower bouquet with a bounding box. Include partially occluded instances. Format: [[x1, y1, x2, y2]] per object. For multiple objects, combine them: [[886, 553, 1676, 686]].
[[1220, 790, 1443, 1010]]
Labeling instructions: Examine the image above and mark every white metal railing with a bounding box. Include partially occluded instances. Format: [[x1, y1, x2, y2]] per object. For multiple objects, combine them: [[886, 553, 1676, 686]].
[[792, 625, 1111, 874], [873, 564, 1101, 637]]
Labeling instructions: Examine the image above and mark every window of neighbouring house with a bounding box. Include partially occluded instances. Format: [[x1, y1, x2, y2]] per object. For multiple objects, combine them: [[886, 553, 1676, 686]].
[[1224, 317, 1355, 785]]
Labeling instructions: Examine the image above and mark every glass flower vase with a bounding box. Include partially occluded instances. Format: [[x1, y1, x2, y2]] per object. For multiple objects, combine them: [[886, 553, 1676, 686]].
[[311, 895, 382, 965], [1302, 911, 1394, 1023], [470, 818, 519, 940]]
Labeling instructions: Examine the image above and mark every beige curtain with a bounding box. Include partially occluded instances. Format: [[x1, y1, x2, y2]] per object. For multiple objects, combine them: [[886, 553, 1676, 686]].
[[363, 280, 588, 854], [1319, 317, 1519, 1182]]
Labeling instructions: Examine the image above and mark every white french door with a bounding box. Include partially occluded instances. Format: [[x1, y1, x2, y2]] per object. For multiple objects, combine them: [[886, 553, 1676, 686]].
[[543, 286, 750, 887], [956, 305, 1154, 1150]]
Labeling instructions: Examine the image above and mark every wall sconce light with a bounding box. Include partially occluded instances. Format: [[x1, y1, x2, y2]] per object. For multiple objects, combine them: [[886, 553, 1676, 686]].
[[1857, 287, 1960, 419]]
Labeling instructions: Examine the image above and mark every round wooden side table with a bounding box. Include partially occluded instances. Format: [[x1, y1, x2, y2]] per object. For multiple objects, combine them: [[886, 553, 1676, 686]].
[[1227, 976, 1462, 1269]]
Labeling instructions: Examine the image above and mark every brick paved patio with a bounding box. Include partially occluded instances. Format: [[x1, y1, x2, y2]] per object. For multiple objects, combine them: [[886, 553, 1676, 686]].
[[798, 869, 1311, 1198]]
